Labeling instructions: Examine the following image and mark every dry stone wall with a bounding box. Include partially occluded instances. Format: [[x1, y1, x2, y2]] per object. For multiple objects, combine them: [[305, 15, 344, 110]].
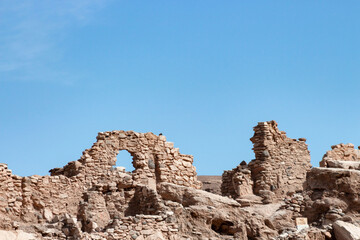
[[221, 121, 312, 202], [249, 121, 311, 199], [221, 161, 253, 199], [320, 143, 360, 167], [0, 164, 22, 223], [221, 170, 237, 198], [50, 131, 201, 189], [0, 131, 202, 237]]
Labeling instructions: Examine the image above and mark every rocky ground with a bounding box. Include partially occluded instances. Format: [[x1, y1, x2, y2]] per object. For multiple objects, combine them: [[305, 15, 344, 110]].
[[1, 121, 360, 239]]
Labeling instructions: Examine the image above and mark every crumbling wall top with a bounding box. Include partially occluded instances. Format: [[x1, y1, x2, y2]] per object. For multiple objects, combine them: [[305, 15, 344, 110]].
[[221, 121, 311, 203], [50, 130, 201, 189], [320, 143, 360, 167], [248, 120, 311, 201]]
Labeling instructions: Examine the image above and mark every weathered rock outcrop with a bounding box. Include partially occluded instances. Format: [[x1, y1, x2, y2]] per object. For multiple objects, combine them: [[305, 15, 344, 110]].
[[158, 182, 279, 239], [333, 220, 360, 240], [304, 143, 360, 234], [0, 230, 36, 240]]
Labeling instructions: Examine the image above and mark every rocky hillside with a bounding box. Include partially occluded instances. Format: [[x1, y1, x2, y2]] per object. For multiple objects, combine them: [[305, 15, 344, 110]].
[[1, 121, 360, 239]]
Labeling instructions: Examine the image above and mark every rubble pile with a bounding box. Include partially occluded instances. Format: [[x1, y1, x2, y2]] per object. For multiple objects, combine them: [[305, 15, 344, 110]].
[[1, 122, 360, 239]]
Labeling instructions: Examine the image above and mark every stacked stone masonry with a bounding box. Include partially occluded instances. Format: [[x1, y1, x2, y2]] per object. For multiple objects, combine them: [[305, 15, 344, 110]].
[[50, 131, 201, 189], [3, 123, 360, 239], [221, 121, 312, 202], [221, 161, 253, 199], [249, 121, 311, 198], [0, 131, 204, 239], [320, 143, 360, 168]]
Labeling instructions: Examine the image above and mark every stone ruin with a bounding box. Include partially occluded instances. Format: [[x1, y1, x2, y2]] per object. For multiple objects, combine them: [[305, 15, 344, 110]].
[[0, 131, 203, 239], [220, 121, 360, 239], [49, 130, 201, 189], [1, 122, 360, 239], [319, 143, 360, 169], [222, 121, 311, 203]]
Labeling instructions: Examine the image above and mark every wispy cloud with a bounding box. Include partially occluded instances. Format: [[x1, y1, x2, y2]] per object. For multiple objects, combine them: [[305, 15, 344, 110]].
[[0, 0, 107, 84]]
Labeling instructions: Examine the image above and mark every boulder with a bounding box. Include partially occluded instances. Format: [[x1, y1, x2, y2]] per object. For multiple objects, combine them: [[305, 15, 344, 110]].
[[145, 231, 166, 240], [333, 220, 360, 240], [158, 182, 277, 239], [0, 230, 36, 240], [326, 160, 360, 170], [306, 168, 360, 193], [158, 182, 240, 207]]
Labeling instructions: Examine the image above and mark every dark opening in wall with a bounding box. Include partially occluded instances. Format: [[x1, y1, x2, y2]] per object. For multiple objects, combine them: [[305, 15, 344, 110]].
[[211, 218, 235, 235], [115, 150, 135, 173]]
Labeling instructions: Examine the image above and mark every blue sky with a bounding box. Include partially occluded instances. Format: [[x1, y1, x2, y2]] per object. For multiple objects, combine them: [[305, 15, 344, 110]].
[[1, 1, 360, 176]]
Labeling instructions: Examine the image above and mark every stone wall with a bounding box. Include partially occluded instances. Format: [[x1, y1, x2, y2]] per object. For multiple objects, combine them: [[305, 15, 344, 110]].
[[221, 121, 312, 202], [221, 161, 253, 199], [249, 121, 311, 199], [0, 131, 201, 236], [320, 143, 360, 167], [0, 164, 22, 222], [50, 131, 201, 189], [221, 170, 237, 198]]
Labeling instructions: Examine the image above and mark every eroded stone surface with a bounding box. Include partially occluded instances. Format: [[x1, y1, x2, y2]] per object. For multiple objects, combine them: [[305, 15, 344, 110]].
[[320, 143, 360, 167], [305, 144, 360, 225], [333, 220, 360, 240]]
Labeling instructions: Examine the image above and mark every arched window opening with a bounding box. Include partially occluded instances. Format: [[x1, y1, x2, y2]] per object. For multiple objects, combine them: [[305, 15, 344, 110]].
[[115, 150, 135, 173]]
